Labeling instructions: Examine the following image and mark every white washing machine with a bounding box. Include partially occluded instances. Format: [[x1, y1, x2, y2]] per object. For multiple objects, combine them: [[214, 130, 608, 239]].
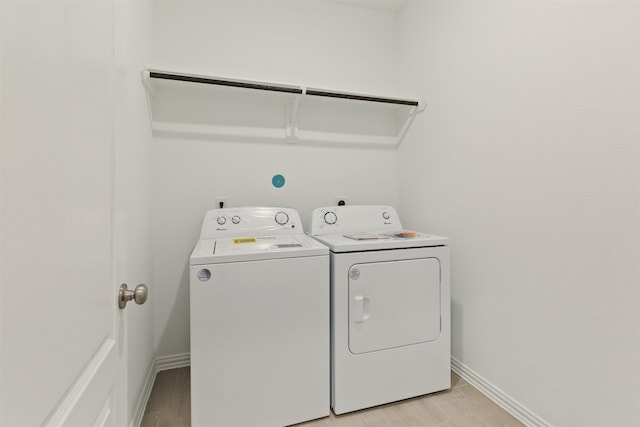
[[190, 207, 329, 427], [310, 205, 451, 415]]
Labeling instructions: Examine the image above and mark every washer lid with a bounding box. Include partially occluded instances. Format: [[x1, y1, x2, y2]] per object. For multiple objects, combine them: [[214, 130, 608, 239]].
[[310, 231, 449, 252], [190, 234, 328, 264]]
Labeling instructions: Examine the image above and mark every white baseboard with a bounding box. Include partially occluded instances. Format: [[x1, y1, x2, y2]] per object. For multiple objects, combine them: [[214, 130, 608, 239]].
[[451, 357, 551, 427], [130, 353, 191, 427], [155, 352, 191, 372]]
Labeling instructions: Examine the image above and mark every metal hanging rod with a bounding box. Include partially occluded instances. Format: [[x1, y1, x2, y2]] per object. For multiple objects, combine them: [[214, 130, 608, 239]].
[[149, 71, 302, 94], [304, 89, 418, 106], [147, 70, 419, 107]]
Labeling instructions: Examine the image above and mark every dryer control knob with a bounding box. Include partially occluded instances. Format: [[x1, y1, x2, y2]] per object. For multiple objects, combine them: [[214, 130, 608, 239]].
[[217, 216, 226, 225], [324, 211, 338, 225], [275, 211, 289, 225], [382, 212, 390, 220], [231, 215, 241, 224]]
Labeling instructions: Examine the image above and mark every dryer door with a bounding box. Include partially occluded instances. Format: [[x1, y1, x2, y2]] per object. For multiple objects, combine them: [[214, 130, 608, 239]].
[[348, 258, 441, 354]]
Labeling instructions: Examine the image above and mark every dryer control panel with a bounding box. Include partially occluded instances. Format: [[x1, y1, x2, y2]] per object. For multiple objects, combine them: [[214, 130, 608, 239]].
[[310, 205, 402, 236], [200, 207, 302, 238]]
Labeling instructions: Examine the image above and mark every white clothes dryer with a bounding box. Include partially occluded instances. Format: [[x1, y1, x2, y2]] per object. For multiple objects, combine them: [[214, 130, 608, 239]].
[[190, 207, 329, 427], [310, 205, 451, 415]]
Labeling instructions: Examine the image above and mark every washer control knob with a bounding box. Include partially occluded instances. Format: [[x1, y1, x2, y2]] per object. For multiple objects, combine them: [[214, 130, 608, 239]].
[[231, 215, 241, 224], [382, 212, 390, 220], [216, 216, 226, 225], [324, 211, 338, 225], [275, 211, 289, 225]]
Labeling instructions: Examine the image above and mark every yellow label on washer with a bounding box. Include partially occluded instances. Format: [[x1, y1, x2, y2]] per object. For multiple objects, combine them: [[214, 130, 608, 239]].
[[233, 238, 257, 244]]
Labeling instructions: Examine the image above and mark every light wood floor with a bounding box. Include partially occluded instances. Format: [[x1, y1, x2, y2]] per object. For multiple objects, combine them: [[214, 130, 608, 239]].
[[141, 367, 524, 427]]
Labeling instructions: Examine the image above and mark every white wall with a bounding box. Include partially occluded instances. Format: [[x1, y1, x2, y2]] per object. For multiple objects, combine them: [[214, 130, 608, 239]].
[[150, 1, 402, 357], [397, 2, 640, 426]]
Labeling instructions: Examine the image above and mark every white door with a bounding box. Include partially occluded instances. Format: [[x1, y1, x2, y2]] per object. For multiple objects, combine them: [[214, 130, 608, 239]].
[[348, 258, 441, 354], [1, 1, 128, 425]]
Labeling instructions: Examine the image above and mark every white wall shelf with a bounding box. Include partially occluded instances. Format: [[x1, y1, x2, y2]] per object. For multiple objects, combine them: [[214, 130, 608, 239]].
[[142, 69, 425, 147]]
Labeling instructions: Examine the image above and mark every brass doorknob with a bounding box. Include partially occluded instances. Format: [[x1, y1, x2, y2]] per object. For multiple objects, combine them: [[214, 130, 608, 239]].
[[118, 283, 148, 309]]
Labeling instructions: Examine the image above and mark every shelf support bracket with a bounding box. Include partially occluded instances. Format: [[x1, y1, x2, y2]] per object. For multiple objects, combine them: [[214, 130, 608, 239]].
[[141, 69, 156, 130], [396, 100, 427, 146], [286, 87, 305, 144]]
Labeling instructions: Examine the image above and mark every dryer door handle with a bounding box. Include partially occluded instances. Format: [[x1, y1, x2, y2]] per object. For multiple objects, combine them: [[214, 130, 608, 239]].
[[353, 295, 370, 322]]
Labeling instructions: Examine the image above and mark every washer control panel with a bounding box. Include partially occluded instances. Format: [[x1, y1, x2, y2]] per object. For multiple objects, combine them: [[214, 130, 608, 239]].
[[200, 207, 302, 238], [310, 205, 401, 235]]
